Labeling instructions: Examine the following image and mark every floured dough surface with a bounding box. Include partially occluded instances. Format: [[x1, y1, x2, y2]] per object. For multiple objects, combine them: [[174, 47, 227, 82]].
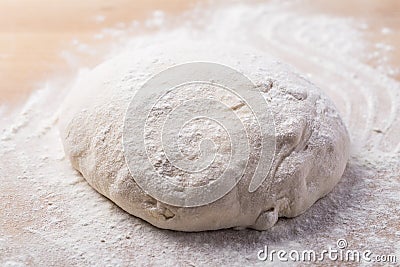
[[59, 42, 350, 231]]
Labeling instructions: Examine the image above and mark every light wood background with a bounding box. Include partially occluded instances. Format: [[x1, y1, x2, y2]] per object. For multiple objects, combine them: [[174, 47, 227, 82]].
[[0, 0, 399, 104], [0, 0, 197, 103]]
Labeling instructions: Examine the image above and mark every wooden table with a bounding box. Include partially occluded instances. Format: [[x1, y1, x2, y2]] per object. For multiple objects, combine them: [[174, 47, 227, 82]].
[[0, 0, 197, 104], [1, 0, 399, 104]]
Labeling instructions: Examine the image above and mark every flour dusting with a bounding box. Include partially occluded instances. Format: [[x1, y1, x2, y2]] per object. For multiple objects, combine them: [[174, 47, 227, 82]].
[[1, 1, 399, 266]]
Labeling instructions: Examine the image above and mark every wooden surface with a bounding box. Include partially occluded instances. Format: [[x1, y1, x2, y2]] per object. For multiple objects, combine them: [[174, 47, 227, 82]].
[[0, 0, 399, 103], [0, 0, 198, 104], [305, 0, 400, 80]]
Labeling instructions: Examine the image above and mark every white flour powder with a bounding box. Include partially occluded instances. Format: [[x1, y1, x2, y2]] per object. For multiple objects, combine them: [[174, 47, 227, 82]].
[[1, 1, 399, 266]]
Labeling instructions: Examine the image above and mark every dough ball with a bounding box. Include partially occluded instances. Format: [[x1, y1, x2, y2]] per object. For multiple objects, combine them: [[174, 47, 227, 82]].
[[59, 42, 350, 231]]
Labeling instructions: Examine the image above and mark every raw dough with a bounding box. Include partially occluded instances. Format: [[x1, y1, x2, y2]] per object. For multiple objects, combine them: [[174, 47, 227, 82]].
[[59, 42, 350, 231]]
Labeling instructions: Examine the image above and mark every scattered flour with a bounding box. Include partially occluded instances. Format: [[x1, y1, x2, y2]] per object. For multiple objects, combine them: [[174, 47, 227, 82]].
[[1, 0, 399, 266]]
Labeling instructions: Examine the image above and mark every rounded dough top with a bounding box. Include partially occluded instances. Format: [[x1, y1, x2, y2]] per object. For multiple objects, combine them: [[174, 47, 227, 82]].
[[59, 42, 350, 231]]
